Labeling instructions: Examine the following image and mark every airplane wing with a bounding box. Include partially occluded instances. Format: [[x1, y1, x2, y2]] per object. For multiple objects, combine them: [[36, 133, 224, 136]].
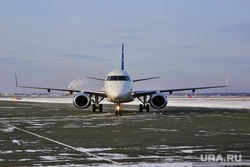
[[84, 91, 107, 97], [132, 76, 228, 97], [16, 84, 81, 94], [15, 74, 106, 96]]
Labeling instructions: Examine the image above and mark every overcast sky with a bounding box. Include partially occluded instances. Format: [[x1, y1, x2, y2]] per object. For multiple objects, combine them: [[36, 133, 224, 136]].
[[1, 0, 250, 93]]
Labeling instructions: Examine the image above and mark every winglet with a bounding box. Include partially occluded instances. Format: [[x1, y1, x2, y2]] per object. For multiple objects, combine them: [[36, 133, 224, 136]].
[[226, 75, 229, 87], [121, 43, 124, 70], [15, 73, 18, 87]]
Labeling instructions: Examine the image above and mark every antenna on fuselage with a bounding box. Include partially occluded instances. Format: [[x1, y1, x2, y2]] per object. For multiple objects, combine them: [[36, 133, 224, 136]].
[[121, 43, 124, 70]]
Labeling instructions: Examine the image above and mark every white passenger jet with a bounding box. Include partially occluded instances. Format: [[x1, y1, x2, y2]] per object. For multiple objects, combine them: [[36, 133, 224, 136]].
[[16, 44, 228, 115]]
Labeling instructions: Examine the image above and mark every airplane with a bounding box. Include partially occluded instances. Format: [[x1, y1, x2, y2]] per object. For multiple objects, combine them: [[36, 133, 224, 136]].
[[15, 44, 228, 115]]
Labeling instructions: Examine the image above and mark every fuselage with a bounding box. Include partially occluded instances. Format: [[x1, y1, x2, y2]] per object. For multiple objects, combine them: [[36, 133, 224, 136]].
[[104, 70, 133, 103]]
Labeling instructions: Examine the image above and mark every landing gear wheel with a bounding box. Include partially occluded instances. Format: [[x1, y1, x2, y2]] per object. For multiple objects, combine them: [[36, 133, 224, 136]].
[[146, 104, 150, 112], [99, 104, 103, 112], [115, 109, 122, 116], [115, 110, 119, 115], [115, 110, 122, 115], [139, 104, 143, 112], [92, 104, 97, 112], [119, 110, 122, 115]]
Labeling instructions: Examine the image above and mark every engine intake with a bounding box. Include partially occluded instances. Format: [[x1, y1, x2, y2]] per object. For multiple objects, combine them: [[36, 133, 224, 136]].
[[73, 93, 91, 109], [149, 93, 168, 109]]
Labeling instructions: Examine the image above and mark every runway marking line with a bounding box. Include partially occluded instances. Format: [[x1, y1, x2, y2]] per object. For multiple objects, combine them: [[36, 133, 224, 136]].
[[0, 121, 123, 166]]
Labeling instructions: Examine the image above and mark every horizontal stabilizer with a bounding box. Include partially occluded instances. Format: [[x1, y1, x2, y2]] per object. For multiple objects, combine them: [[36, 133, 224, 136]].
[[86, 77, 105, 81], [133, 76, 160, 82]]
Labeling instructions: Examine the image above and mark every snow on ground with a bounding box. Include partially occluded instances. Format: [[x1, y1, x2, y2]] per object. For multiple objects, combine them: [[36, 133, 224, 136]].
[[167, 98, 250, 109], [0, 97, 250, 109]]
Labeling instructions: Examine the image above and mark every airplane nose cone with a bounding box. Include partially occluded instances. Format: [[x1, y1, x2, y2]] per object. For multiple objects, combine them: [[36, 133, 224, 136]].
[[110, 86, 128, 100], [105, 80, 132, 102], [112, 91, 125, 100]]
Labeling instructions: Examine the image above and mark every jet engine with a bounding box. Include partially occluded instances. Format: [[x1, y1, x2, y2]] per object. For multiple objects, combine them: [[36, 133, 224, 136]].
[[149, 93, 168, 109], [73, 93, 91, 109]]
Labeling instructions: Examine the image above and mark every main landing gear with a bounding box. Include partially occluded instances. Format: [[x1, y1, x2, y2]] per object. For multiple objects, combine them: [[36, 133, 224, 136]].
[[139, 104, 150, 112], [138, 96, 150, 112], [92, 95, 104, 112], [92, 104, 103, 112], [115, 102, 122, 115]]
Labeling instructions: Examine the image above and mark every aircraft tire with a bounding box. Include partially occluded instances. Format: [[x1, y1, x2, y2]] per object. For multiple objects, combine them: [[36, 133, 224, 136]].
[[139, 104, 143, 112], [99, 104, 103, 112], [146, 104, 150, 112], [119, 110, 122, 116], [92, 104, 96, 112], [115, 110, 118, 115]]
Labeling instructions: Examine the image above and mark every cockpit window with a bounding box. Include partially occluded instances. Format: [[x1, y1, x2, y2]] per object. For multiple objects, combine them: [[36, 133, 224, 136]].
[[106, 75, 130, 81], [118, 76, 127, 81], [106, 76, 111, 81], [109, 76, 118, 81]]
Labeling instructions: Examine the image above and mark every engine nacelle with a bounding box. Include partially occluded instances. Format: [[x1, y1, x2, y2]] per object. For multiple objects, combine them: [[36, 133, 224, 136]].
[[73, 93, 91, 109], [149, 93, 168, 109]]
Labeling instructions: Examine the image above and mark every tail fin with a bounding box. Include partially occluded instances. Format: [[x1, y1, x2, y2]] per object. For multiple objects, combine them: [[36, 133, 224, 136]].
[[121, 43, 124, 70]]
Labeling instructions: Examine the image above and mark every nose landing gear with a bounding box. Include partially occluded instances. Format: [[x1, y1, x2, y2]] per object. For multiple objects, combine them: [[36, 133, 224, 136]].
[[115, 103, 122, 115]]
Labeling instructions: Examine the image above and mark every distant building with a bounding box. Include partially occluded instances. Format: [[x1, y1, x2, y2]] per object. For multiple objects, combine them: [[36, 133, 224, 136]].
[[3, 92, 14, 96]]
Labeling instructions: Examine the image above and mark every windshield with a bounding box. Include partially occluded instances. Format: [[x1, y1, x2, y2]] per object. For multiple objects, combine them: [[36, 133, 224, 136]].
[[106, 75, 130, 81]]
